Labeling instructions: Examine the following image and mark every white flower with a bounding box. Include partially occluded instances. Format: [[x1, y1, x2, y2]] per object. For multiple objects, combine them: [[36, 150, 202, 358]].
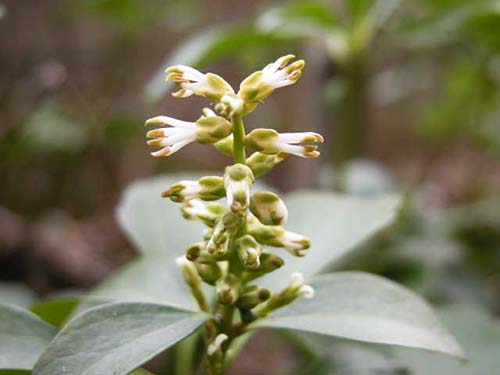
[[166, 65, 234, 101], [260, 54, 304, 89], [146, 116, 197, 157], [162, 176, 225, 202], [146, 113, 232, 157], [279, 230, 310, 257], [238, 55, 305, 102], [245, 129, 324, 159]]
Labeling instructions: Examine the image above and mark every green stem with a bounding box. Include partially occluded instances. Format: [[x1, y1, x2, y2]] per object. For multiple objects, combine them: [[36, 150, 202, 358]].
[[232, 114, 246, 164]]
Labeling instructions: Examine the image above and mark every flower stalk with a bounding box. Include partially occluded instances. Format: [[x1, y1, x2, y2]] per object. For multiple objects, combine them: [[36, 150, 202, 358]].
[[145, 55, 323, 374]]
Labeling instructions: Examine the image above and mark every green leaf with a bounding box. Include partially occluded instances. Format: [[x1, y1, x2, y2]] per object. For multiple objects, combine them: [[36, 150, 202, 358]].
[[256, 1, 340, 37], [387, 305, 500, 374], [0, 304, 57, 370], [252, 272, 464, 358], [128, 369, 154, 375], [30, 298, 80, 327], [34, 302, 208, 375], [259, 191, 401, 291], [0, 283, 37, 309]]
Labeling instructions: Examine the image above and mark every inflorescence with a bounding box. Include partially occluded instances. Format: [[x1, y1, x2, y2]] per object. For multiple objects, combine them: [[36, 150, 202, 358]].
[[145, 54, 323, 373]]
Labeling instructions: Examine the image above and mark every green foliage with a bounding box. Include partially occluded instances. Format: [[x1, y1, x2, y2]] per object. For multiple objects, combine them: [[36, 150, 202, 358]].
[[33, 302, 207, 375], [253, 272, 463, 358], [0, 304, 57, 370]]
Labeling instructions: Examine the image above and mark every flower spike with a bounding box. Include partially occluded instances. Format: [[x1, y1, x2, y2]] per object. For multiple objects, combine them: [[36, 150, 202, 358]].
[[245, 128, 324, 158], [166, 65, 234, 101]]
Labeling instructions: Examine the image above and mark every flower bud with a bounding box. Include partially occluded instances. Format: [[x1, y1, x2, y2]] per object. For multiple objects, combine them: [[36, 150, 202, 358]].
[[245, 129, 323, 159], [195, 115, 233, 144], [207, 334, 228, 356], [216, 273, 240, 305], [213, 135, 233, 156], [236, 285, 271, 310], [181, 199, 227, 227], [194, 258, 222, 286], [224, 164, 255, 213], [206, 212, 242, 256], [185, 242, 205, 261], [235, 235, 262, 270], [238, 55, 305, 104], [246, 152, 288, 178], [242, 252, 284, 282], [250, 191, 288, 226], [254, 272, 314, 318], [166, 65, 234, 102], [247, 216, 310, 257], [162, 176, 225, 202], [175, 256, 209, 312]]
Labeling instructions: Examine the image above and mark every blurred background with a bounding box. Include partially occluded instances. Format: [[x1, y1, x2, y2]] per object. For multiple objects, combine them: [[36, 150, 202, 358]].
[[1, 0, 499, 373]]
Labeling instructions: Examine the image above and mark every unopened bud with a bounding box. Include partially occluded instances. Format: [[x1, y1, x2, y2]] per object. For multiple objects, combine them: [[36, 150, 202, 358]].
[[254, 272, 314, 317], [207, 334, 228, 356], [250, 191, 288, 226], [246, 152, 288, 178], [224, 164, 255, 213], [185, 242, 205, 261], [242, 252, 284, 282], [162, 176, 225, 202], [195, 258, 222, 286], [237, 285, 271, 309], [216, 274, 240, 305], [195, 115, 233, 144], [213, 134, 234, 156], [175, 256, 209, 312], [236, 235, 262, 270]]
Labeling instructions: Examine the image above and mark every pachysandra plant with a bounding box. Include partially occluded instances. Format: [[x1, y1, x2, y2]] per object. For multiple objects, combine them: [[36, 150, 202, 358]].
[[0, 55, 465, 375], [148, 55, 323, 373]]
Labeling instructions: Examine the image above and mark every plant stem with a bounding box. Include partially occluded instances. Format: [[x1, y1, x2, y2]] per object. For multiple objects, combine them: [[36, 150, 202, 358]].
[[232, 114, 246, 164]]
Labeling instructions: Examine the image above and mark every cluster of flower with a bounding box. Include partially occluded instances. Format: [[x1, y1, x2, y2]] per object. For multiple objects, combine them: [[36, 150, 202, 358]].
[[144, 55, 322, 362]]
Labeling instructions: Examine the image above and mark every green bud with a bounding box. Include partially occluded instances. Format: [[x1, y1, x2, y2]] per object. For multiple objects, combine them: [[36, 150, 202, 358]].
[[254, 272, 314, 318], [242, 251, 284, 282], [236, 234, 262, 270], [246, 152, 288, 178], [186, 242, 204, 261], [250, 191, 288, 226], [195, 259, 222, 285], [224, 164, 255, 213], [213, 135, 234, 156], [176, 257, 209, 312], [195, 116, 233, 144], [206, 212, 242, 256], [237, 285, 271, 309], [216, 273, 240, 305]]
